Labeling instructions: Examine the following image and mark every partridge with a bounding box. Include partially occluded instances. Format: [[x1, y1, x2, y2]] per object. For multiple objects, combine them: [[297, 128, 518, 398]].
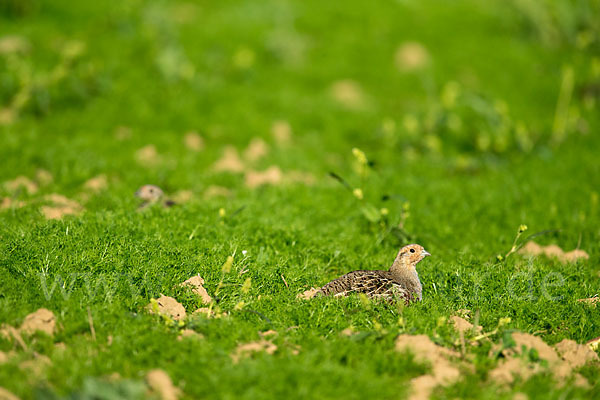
[[317, 244, 430, 303], [135, 185, 176, 209]]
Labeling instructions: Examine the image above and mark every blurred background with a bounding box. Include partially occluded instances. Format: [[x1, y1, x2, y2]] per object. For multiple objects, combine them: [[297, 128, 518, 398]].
[[1, 0, 599, 253], [1, 0, 598, 165]]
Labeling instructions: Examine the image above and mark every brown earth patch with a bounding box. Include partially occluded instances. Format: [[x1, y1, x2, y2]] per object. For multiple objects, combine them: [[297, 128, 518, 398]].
[[35, 169, 53, 186], [450, 316, 482, 334], [490, 332, 596, 387], [0, 35, 30, 54], [395, 42, 430, 72], [83, 175, 108, 192], [19, 354, 52, 380], [0, 326, 27, 350], [204, 185, 232, 198], [147, 296, 186, 321], [489, 357, 540, 384], [0, 350, 14, 364], [340, 327, 357, 337], [587, 336, 600, 351], [177, 329, 204, 341], [395, 334, 461, 400], [555, 339, 599, 368], [245, 166, 283, 188], [1, 197, 25, 210], [115, 126, 132, 141], [0, 387, 20, 400], [243, 138, 269, 162], [213, 146, 245, 173], [0, 108, 15, 125], [1, 308, 57, 349], [179, 276, 212, 304], [41, 194, 83, 219], [563, 249, 590, 262], [258, 330, 278, 339], [506, 332, 560, 363], [54, 342, 67, 352], [146, 369, 181, 400], [183, 131, 204, 152], [231, 340, 277, 363], [5, 176, 38, 195], [286, 170, 316, 185], [519, 241, 589, 263], [20, 308, 56, 336], [330, 80, 366, 110], [192, 307, 227, 319], [135, 145, 161, 166], [577, 297, 599, 306], [271, 120, 292, 146], [171, 190, 193, 203], [296, 287, 319, 300]]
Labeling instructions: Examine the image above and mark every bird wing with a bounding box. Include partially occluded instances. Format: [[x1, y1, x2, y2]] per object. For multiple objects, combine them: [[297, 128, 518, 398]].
[[317, 270, 412, 302]]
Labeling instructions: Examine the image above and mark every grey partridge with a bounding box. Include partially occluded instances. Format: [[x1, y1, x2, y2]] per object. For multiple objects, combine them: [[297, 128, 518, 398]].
[[317, 244, 430, 303], [135, 185, 176, 209]]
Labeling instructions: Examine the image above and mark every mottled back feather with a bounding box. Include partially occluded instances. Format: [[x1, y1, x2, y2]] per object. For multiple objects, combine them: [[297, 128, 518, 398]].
[[317, 270, 414, 303]]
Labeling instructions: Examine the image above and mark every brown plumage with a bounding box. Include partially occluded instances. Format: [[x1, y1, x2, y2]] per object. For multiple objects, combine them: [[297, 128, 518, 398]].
[[317, 244, 430, 303], [135, 185, 176, 209]]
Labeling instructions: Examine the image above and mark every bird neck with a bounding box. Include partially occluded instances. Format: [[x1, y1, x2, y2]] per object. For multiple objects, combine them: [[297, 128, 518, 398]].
[[390, 261, 419, 280], [389, 259, 422, 300]]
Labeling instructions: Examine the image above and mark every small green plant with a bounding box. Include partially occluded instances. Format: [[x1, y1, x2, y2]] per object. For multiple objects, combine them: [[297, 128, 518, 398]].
[[396, 81, 536, 157], [474, 317, 514, 350], [505, 224, 529, 259], [329, 148, 413, 244], [508, 0, 600, 50], [508, 0, 600, 146], [499, 225, 560, 261], [209, 254, 235, 314], [0, 39, 103, 124]]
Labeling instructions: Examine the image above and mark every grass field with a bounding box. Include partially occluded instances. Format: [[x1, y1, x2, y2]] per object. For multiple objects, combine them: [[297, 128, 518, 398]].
[[1, 0, 600, 398]]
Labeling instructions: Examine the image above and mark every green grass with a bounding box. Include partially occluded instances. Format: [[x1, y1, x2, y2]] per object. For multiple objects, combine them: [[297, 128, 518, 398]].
[[1, 0, 599, 398]]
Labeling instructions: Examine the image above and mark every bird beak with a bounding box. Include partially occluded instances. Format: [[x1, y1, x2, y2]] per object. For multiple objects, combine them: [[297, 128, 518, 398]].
[[421, 249, 431, 257]]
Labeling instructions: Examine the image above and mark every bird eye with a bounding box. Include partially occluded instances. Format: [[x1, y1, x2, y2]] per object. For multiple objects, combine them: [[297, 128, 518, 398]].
[[410, 248, 415, 253]]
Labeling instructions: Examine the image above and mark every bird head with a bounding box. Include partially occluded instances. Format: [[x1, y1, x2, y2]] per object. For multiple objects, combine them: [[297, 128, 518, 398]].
[[135, 185, 164, 202], [395, 244, 430, 268]]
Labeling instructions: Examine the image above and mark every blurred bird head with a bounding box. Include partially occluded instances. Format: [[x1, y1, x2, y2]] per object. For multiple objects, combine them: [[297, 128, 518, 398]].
[[395, 244, 430, 268], [135, 184, 164, 202]]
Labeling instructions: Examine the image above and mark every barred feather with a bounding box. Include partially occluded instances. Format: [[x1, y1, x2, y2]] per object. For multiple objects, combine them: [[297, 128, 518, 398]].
[[316, 244, 430, 304], [317, 270, 413, 303]]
